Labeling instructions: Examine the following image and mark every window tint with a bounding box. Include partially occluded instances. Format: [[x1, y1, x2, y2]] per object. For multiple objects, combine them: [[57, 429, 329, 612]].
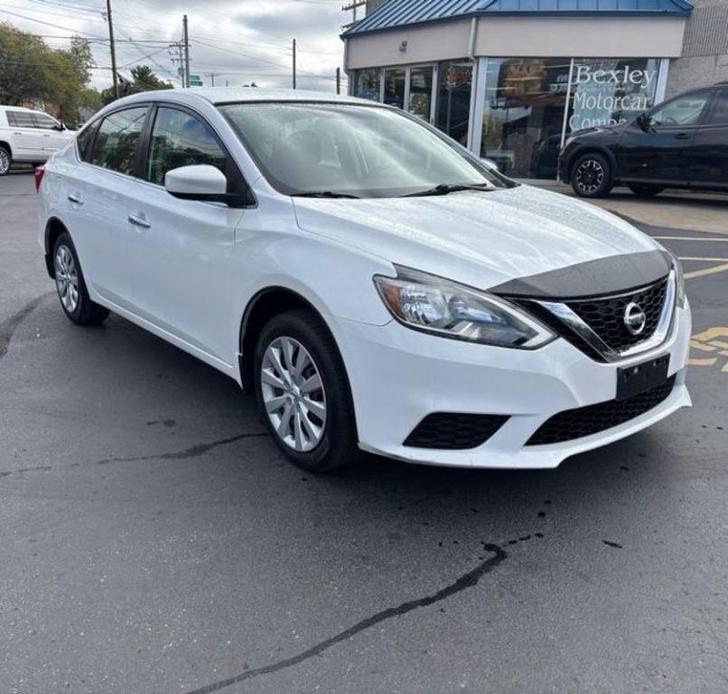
[[145, 107, 227, 186], [90, 107, 147, 176], [7, 111, 36, 128], [707, 90, 728, 125], [76, 122, 98, 162], [648, 92, 710, 127], [32, 113, 59, 130]]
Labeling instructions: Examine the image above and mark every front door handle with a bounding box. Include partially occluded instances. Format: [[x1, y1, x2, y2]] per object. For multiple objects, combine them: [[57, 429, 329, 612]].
[[67, 193, 83, 205], [674, 132, 690, 140], [128, 213, 151, 229]]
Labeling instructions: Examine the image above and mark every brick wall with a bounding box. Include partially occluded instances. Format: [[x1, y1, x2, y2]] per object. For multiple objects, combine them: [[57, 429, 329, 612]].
[[667, 0, 728, 96]]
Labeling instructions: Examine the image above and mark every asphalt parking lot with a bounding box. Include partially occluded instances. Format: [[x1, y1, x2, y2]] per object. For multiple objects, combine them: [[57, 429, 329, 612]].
[[1, 171, 727, 694]]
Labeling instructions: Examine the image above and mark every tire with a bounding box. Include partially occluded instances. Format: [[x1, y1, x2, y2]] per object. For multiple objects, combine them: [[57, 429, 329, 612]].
[[0, 146, 11, 176], [627, 183, 664, 198], [254, 309, 358, 472], [53, 231, 110, 326], [571, 152, 613, 198]]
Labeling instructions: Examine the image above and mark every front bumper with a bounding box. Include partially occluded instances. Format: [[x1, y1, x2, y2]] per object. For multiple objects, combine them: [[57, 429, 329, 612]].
[[335, 305, 691, 469]]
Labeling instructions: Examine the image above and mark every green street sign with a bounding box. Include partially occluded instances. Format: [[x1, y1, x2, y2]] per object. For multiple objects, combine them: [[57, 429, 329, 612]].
[[189, 74, 203, 86]]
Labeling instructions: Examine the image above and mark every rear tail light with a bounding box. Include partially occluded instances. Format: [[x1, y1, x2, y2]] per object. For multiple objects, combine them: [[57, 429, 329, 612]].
[[34, 165, 45, 192]]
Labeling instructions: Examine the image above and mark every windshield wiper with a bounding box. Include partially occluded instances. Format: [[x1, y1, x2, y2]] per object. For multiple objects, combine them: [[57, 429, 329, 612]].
[[403, 183, 492, 198], [292, 191, 360, 199]]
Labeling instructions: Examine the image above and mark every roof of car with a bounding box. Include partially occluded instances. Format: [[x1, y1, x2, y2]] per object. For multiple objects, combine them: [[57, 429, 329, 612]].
[[116, 88, 370, 108]]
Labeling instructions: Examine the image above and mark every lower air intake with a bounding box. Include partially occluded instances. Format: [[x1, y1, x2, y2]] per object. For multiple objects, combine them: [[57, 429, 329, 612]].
[[404, 413, 509, 450], [526, 376, 676, 446]]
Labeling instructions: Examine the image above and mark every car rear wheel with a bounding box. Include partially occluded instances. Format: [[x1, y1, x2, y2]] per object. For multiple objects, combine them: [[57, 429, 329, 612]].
[[571, 153, 613, 198], [53, 232, 110, 326], [627, 184, 664, 198], [254, 309, 358, 472], [0, 146, 11, 176]]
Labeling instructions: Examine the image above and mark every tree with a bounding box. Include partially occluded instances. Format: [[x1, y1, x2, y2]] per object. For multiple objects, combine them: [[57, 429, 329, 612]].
[[101, 65, 173, 104], [0, 22, 97, 125]]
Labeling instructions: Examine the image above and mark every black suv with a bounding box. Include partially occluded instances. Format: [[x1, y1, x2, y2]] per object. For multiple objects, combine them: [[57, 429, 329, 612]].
[[559, 83, 728, 198]]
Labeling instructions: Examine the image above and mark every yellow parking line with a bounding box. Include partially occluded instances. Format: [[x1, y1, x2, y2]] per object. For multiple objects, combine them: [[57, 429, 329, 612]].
[[684, 263, 728, 280], [679, 257, 728, 262], [654, 236, 728, 242], [689, 357, 718, 366]]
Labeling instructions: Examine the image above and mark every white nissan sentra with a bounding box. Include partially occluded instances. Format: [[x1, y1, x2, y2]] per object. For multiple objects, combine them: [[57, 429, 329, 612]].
[[36, 88, 691, 472]]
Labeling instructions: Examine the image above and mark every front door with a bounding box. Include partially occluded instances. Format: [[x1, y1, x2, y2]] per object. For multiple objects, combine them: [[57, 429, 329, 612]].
[[32, 111, 69, 153], [616, 90, 712, 186], [125, 105, 244, 363], [688, 88, 728, 191]]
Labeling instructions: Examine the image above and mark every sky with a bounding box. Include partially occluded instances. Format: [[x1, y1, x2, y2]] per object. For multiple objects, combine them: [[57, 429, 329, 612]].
[[1, 0, 352, 92]]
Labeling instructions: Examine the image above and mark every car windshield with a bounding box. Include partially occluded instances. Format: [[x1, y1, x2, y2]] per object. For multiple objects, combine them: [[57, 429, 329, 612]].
[[218, 102, 510, 198]]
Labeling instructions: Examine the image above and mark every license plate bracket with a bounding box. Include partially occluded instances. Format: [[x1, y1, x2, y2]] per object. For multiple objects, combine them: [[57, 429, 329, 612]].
[[617, 355, 670, 401]]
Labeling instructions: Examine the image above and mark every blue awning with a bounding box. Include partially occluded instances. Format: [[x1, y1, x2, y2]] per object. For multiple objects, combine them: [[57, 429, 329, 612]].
[[342, 0, 692, 37]]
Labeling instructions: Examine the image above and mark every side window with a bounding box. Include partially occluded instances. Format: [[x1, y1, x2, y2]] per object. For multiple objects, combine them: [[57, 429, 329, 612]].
[[7, 111, 36, 128], [145, 107, 227, 186], [32, 113, 60, 130], [648, 92, 710, 128], [76, 121, 99, 162], [707, 90, 728, 126], [90, 107, 148, 176]]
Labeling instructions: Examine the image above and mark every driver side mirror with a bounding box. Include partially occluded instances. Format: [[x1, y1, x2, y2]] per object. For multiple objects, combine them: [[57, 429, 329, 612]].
[[165, 164, 246, 207], [54, 122, 66, 131], [636, 112, 653, 133]]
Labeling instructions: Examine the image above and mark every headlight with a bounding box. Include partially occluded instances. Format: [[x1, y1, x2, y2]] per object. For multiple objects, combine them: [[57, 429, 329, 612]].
[[668, 252, 687, 308], [373, 266, 555, 349]]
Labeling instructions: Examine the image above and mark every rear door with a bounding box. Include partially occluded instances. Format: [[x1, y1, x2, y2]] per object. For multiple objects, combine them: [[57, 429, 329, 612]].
[[688, 88, 728, 190], [6, 110, 44, 160], [616, 90, 712, 186], [125, 104, 245, 362], [65, 106, 150, 308]]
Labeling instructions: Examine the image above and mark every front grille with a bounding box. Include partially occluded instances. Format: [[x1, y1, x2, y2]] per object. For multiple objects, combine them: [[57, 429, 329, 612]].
[[404, 413, 509, 450], [526, 376, 675, 446], [566, 278, 668, 352]]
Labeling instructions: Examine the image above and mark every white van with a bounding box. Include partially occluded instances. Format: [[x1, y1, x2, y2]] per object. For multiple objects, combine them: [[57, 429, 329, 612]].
[[0, 106, 76, 175]]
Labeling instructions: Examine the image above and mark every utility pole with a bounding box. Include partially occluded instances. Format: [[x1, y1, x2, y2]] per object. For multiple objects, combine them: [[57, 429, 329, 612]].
[[206, 72, 222, 87], [105, 0, 119, 99], [292, 38, 296, 89], [182, 14, 190, 88], [336, 67, 341, 95]]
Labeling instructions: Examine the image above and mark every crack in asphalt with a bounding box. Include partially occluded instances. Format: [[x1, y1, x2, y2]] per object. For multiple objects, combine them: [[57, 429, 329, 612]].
[[184, 543, 509, 694], [0, 293, 51, 360], [0, 433, 268, 480], [94, 432, 268, 465]]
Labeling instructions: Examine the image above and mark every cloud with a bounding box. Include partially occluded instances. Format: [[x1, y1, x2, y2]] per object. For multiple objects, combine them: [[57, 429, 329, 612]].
[[3, 0, 348, 91]]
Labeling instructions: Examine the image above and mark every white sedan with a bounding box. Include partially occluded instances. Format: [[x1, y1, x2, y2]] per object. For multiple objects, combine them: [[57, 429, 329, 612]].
[[36, 88, 691, 471]]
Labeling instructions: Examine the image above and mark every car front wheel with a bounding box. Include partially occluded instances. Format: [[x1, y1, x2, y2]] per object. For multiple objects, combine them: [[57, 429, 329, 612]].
[[571, 153, 613, 198], [53, 232, 109, 326], [254, 309, 358, 472]]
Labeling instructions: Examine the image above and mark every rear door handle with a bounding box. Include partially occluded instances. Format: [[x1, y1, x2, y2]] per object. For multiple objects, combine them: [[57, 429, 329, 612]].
[[128, 213, 151, 229], [674, 132, 691, 140], [67, 193, 83, 205]]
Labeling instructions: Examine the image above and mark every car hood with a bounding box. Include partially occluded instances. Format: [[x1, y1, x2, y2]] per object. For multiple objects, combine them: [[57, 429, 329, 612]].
[[292, 185, 661, 291]]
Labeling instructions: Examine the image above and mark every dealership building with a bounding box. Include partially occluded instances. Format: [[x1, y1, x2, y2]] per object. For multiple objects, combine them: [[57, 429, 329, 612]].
[[342, 0, 728, 179]]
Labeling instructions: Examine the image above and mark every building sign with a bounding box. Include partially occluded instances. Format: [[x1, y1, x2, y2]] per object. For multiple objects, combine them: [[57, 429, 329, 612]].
[[568, 59, 659, 132]]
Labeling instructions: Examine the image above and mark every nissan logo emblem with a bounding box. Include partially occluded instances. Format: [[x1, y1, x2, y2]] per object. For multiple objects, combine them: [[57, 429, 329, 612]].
[[624, 302, 647, 336]]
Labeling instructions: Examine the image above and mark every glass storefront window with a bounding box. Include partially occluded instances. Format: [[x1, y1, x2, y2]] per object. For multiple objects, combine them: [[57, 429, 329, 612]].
[[480, 58, 571, 178], [567, 59, 660, 134], [383, 68, 405, 109], [408, 66, 433, 120], [353, 68, 381, 102], [436, 60, 472, 147]]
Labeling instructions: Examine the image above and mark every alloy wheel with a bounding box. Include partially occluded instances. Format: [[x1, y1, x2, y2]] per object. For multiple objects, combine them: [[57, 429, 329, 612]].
[[55, 244, 79, 313], [574, 159, 604, 195], [0, 149, 10, 175], [261, 336, 327, 452]]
